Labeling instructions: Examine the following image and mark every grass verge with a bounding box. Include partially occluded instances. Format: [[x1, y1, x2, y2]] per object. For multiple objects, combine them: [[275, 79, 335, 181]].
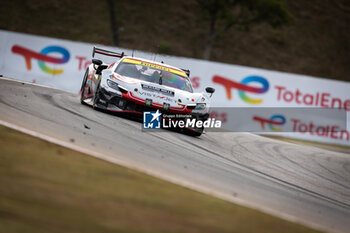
[[0, 125, 322, 233]]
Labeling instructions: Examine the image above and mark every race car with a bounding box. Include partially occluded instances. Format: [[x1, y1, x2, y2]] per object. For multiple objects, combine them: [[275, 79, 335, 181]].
[[80, 47, 215, 136]]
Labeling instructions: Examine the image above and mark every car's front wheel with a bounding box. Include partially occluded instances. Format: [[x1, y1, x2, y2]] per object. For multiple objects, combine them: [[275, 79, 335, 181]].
[[187, 126, 204, 137], [92, 80, 101, 109]]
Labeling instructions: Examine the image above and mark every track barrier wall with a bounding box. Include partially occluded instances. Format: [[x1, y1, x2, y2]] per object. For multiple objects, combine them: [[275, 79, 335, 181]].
[[0, 30, 349, 145]]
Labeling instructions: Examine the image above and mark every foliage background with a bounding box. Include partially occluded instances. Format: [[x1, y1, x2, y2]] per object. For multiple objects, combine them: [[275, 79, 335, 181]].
[[0, 0, 349, 81]]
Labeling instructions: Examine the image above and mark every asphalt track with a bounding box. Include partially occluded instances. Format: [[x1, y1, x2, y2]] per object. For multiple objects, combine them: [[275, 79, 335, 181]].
[[0, 77, 349, 233]]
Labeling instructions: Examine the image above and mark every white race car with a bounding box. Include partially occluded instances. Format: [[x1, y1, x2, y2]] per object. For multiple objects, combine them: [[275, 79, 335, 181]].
[[80, 47, 215, 136]]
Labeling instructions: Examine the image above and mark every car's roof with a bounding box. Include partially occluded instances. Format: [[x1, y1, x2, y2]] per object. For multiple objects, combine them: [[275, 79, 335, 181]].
[[120, 56, 188, 78]]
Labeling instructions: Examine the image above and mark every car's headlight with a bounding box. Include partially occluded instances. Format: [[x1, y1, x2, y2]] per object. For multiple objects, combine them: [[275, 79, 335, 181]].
[[107, 79, 119, 90], [107, 79, 128, 93], [195, 103, 206, 110]]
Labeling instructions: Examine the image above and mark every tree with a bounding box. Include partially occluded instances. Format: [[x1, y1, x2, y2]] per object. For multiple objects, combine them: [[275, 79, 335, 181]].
[[107, 0, 120, 46], [197, 0, 290, 60]]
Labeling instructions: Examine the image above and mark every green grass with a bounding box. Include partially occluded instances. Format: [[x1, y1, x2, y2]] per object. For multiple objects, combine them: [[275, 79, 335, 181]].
[[0, 0, 349, 81], [0, 125, 323, 233]]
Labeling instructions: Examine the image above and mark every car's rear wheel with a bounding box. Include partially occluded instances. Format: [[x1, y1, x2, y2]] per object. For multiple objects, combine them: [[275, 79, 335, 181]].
[[80, 68, 89, 104]]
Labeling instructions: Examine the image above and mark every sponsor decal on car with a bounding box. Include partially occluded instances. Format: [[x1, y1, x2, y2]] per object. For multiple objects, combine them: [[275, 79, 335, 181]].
[[141, 84, 174, 96], [122, 58, 187, 77], [111, 74, 139, 84], [137, 90, 174, 102]]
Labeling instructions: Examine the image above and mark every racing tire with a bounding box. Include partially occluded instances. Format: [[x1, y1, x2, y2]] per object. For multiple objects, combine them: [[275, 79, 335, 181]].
[[187, 115, 206, 137], [187, 126, 204, 137], [80, 68, 89, 104], [92, 80, 101, 109]]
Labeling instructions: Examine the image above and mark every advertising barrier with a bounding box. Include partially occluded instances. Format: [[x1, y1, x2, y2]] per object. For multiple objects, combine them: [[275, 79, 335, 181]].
[[0, 30, 349, 145]]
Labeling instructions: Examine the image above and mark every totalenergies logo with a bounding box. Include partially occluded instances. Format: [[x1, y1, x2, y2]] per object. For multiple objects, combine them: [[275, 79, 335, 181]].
[[212, 75, 269, 104], [253, 114, 286, 131], [11, 45, 70, 75]]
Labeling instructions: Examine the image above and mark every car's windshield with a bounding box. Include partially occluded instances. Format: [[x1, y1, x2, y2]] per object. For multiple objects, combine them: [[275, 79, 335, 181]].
[[115, 59, 193, 92]]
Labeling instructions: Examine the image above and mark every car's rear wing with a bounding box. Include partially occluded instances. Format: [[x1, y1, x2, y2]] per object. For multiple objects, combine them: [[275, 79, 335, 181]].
[[92, 46, 125, 58]]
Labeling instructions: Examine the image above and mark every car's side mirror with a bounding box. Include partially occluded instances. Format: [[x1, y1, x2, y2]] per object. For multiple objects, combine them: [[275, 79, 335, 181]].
[[92, 59, 102, 66], [92, 59, 107, 75], [205, 87, 215, 97]]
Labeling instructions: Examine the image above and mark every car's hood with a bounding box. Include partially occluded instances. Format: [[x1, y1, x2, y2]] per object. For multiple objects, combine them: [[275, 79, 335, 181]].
[[104, 72, 210, 111], [131, 80, 206, 107]]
